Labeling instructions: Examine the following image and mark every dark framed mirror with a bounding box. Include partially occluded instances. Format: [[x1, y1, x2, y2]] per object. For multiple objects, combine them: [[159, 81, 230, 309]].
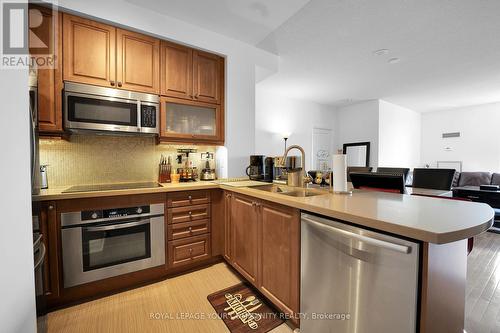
[[343, 142, 370, 167]]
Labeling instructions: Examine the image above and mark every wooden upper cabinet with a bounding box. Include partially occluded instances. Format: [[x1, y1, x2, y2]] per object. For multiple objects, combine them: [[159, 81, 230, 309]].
[[63, 14, 116, 87], [193, 50, 221, 104], [29, 6, 63, 134], [231, 194, 259, 284], [159, 96, 224, 144], [161, 41, 192, 99], [259, 202, 300, 319], [116, 29, 159, 94]]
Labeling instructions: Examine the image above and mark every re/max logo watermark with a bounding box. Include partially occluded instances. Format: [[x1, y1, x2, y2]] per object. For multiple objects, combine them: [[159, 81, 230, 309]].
[[1, 0, 58, 69]]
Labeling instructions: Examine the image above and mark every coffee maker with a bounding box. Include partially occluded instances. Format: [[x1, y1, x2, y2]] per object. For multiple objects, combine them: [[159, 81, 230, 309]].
[[246, 155, 274, 182]]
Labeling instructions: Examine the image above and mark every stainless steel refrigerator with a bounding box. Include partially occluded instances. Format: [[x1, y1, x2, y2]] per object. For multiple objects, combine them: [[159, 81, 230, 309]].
[[30, 75, 47, 332]]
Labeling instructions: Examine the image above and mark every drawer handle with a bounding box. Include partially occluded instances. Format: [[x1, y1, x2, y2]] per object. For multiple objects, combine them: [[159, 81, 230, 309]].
[[188, 195, 192, 201], [188, 211, 192, 216]]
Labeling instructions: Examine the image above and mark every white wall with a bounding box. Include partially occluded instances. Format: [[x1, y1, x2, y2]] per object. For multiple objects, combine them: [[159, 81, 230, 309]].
[[255, 86, 336, 171], [335, 100, 380, 167], [49, 0, 279, 177], [0, 71, 37, 330], [378, 100, 422, 168], [421, 102, 500, 172]]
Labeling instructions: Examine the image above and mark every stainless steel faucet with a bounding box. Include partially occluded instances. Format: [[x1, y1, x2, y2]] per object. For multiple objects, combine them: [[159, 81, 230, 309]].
[[276, 144, 312, 188]]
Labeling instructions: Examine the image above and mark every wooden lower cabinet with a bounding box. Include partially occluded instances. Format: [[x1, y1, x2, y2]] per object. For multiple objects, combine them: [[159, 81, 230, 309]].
[[259, 202, 300, 319], [39, 201, 61, 301], [230, 193, 259, 284], [223, 192, 233, 261], [167, 204, 210, 224], [224, 191, 300, 321], [168, 234, 211, 269], [167, 219, 210, 240], [166, 190, 213, 270]]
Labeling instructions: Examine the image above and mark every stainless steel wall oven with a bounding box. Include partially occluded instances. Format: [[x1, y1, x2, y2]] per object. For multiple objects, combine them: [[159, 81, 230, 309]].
[[61, 203, 165, 288]]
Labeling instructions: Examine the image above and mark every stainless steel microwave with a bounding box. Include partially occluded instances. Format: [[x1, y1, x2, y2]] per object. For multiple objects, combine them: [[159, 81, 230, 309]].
[[64, 82, 159, 135]]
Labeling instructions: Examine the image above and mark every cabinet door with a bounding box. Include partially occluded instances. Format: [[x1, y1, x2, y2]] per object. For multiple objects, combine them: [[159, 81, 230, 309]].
[[29, 6, 63, 134], [231, 194, 259, 284], [63, 14, 116, 87], [116, 29, 159, 94], [159, 97, 223, 144], [223, 192, 232, 262], [168, 234, 211, 269], [40, 201, 60, 300], [160, 42, 192, 99], [259, 202, 300, 318], [193, 50, 221, 104]]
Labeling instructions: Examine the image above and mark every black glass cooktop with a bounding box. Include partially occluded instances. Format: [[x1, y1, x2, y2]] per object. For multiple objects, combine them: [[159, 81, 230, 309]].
[[62, 182, 162, 193]]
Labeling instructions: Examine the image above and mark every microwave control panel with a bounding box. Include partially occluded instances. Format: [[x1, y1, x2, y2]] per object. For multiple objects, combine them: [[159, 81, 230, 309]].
[[141, 105, 157, 128]]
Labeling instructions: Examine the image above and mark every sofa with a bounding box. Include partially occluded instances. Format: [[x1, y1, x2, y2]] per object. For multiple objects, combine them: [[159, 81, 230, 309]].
[[451, 172, 500, 227], [452, 171, 500, 188]]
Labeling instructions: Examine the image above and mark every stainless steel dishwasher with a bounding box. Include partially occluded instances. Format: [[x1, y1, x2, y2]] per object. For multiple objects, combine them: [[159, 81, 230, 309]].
[[301, 213, 420, 333]]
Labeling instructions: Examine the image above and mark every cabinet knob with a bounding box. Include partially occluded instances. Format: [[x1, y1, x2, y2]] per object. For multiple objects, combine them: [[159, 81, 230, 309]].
[[188, 211, 192, 216], [117, 82, 122, 87], [188, 195, 192, 201], [110, 81, 115, 86], [48, 205, 54, 210], [188, 227, 192, 232]]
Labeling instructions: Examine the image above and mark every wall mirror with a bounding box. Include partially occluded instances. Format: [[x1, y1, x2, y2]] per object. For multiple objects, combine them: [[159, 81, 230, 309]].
[[343, 142, 370, 167]]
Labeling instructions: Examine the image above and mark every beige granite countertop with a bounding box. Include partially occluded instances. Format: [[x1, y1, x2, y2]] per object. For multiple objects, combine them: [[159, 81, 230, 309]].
[[32, 181, 219, 201], [33, 181, 494, 244], [220, 185, 493, 244]]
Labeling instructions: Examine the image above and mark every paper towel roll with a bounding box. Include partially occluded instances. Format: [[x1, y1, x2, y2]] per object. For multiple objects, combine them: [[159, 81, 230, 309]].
[[332, 154, 348, 192]]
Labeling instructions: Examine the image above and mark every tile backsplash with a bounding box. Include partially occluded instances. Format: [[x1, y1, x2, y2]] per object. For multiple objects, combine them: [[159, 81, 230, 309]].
[[39, 134, 216, 187]]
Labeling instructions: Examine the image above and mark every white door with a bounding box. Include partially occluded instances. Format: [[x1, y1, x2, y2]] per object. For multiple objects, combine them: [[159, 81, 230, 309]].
[[312, 128, 333, 171]]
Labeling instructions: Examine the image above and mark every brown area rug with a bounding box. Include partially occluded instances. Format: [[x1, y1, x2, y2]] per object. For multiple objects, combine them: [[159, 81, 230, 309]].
[[207, 283, 284, 333]]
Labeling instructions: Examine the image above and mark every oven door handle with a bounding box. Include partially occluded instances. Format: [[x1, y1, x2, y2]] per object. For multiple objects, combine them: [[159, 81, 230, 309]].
[[84, 219, 150, 232]]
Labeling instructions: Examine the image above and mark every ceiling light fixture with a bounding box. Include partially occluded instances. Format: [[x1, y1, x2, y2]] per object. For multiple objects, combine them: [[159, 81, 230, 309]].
[[388, 57, 401, 64], [373, 49, 389, 56]]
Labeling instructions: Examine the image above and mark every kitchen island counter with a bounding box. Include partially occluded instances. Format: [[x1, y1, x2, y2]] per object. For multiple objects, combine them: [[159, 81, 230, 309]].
[[220, 185, 493, 245]]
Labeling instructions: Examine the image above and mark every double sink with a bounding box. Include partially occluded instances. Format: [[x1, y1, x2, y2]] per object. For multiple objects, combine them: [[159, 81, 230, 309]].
[[253, 184, 328, 197]]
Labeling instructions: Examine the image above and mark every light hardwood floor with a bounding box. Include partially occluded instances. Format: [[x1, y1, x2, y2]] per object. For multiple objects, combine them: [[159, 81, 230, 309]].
[[466, 231, 500, 333], [47, 262, 294, 333]]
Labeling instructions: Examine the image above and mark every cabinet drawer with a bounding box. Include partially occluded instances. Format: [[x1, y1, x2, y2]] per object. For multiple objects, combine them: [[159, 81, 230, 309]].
[[167, 219, 210, 240], [167, 191, 210, 208], [168, 234, 211, 268], [168, 204, 210, 224]]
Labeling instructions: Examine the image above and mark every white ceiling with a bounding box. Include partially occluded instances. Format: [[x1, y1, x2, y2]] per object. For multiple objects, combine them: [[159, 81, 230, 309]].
[[124, 0, 311, 45], [257, 0, 500, 112], [125, 0, 500, 112]]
